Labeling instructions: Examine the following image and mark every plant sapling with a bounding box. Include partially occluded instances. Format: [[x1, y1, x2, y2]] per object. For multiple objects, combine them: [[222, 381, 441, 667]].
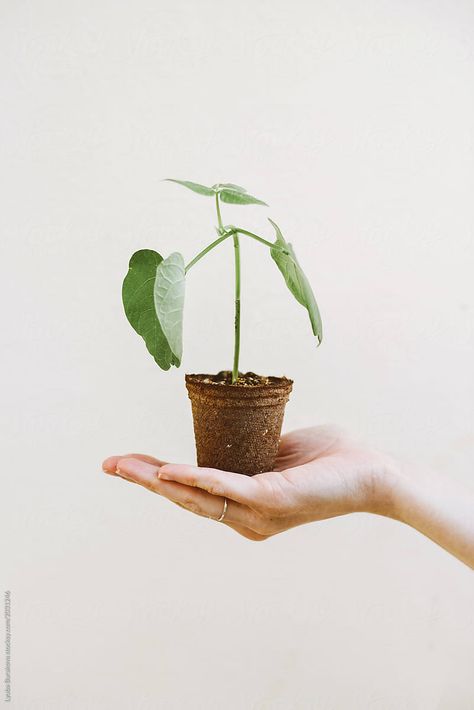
[[121, 180, 323, 474]]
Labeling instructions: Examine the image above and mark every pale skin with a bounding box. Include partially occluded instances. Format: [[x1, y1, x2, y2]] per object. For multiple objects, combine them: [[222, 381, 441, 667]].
[[102, 426, 474, 569]]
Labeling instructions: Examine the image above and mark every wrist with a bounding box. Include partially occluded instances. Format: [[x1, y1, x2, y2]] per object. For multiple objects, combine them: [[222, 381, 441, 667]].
[[361, 456, 410, 520], [368, 458, 428, 527]]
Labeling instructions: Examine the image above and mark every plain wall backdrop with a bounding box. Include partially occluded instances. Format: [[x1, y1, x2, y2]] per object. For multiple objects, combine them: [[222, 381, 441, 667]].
[[1, 0, 474, 708]]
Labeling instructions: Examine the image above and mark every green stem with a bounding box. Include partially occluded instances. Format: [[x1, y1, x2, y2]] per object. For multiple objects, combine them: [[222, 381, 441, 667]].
[[216, 193, 240, 384], [186, 225, 288, 273], [232, 233, 241, 383], [185, 232, 231, 273], [234, 227, 278, 251], [186, 203, 287, 383], [216, 192, 240, 383], [215, 192, 223, 230]]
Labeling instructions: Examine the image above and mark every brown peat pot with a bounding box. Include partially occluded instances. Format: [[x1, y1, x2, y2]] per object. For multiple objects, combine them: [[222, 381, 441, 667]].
[[185, 371, 293, 476]]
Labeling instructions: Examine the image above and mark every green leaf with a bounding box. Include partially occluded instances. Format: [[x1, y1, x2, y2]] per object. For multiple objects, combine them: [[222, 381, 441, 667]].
[[219, 189, 268, 206], [269, 219, 323, 345], [154, 252, 186, 366], [165, 179, 215, 197], [122, 250, 177, 370]]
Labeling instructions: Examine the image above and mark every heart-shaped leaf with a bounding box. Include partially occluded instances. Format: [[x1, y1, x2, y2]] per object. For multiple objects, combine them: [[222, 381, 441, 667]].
[[122, 250, 177, 369], [269, 219, 322, 344], [165, 179, 215, 197], [219, 189, 268, 206], [154, 252, 186, 365]]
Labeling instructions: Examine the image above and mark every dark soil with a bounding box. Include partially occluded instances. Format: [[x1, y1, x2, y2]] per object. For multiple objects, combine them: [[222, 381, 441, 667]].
[[189, 370, 291, 387]]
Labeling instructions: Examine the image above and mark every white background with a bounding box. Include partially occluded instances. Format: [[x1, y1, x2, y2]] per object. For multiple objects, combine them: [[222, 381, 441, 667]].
[[1, 1, 474, 708]]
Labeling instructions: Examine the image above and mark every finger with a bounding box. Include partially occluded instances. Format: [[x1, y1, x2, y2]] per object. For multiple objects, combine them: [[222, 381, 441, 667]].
[[102, 453, 167, 475], [163, 482, 229, 520], [171, 498, 267, 540], [158, 464, 261, 506], [158, 480, 257, 528], [115, 458, 261, 528], [112, 456, 162, 487]]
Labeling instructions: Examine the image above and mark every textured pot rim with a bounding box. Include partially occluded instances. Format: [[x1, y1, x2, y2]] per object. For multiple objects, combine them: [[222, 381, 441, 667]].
[[185, 372, 294, 393]]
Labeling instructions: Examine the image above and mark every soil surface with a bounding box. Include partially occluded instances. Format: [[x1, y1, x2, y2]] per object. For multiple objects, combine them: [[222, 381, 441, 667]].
[[189, 371, 290, 387]]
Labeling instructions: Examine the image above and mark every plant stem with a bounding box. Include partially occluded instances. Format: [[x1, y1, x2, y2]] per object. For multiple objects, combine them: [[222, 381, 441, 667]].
[[215, 192, 223, 230], [186, 225, 288, 273], [232, 233, 241, 383], [186, 201, 286, 383], [185, 232, 231, 272], [234, 227, 278, 251], [215, 192, 240, 383]]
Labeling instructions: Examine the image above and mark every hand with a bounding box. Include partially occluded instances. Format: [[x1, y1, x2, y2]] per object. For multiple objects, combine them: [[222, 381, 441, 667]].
[[102, 426, 398, 541]]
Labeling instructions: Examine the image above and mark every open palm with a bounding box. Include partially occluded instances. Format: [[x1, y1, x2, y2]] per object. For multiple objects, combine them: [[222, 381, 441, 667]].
[[102, 426, 396, 540]]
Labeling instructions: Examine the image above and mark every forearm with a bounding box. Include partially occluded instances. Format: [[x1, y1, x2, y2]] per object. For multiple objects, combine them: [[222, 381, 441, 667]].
[[388, 464, 474, 569]]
